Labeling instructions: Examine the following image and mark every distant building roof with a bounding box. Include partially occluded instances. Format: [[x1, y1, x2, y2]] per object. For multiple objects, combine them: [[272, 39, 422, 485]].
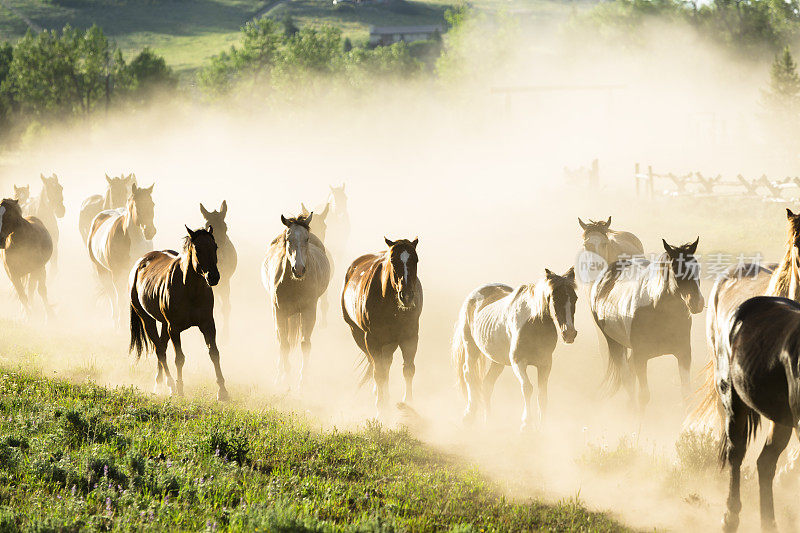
[[369, 25, 443, 35]]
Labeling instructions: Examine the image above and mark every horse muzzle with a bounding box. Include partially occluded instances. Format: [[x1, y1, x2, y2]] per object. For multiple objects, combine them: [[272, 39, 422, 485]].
[[688, 296, 705, 314], [144, 226, 157, 240], [205, 271, 220, 287], [561, 328, 577, 344], [55, 205, 66, 218], [291, 266, 306, 279], [398, 291, 415, 309]]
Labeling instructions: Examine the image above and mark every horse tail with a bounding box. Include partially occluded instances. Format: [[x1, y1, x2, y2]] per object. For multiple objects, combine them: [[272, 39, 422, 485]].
[[357, 353, 372, 388], [451, 297, 483, 397], [600, 334, 627, 396], [129, 305, 152, 359], [686, 278, 724, 433]]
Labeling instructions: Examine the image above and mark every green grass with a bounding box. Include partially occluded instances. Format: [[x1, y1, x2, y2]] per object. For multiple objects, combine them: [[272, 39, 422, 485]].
[[0, 367, 631, 531]]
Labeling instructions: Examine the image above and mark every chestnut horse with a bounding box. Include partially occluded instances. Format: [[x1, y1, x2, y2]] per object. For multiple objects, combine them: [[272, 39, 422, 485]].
[[129, 226, 229, 400], [79, 173, 135, 243], [453, 268, 577, 431], [0, 199, 53, 317], [23, 174, 64, 271], [261, 214, 331, 386], [88, 183, 156, 325], [200, 201, 237, 339], [341, 237, 422, 417]]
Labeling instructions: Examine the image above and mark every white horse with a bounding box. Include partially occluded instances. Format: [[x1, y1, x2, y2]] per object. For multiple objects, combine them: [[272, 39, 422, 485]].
[[452, 267, 577, 431]]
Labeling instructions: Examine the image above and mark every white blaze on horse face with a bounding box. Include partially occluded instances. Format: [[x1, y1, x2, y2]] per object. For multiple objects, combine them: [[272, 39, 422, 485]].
[[565, 300, 573, 330], [400, 251, 410, 284]]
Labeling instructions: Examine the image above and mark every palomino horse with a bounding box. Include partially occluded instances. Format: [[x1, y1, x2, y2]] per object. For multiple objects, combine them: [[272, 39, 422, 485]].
[[88, 183, 156, 325], [342, 237, 422, 417], [0, 199, 53, 317], [452, 268, 577, 430], [200, 201, 237, 339], [590, 238, 704, 414], [578, 217, 644, 283], [23, 174, 65, 271], [702, 296, 800, 532], [261, 214, 330, 386], [693, 208, 797, 427], [129, 226, 229, 401], [79, 173, 135, 243]]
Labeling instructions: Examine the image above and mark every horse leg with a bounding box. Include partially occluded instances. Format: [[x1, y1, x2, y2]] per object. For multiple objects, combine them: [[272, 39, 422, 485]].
[[510, 358, 534, 432], [319, 290, 329, 328], [462, 339, 484, 424], [274, 309, 290, 385], [298, 305, 317, 389], [33, 267, 52, 321], [200, 320, 229, 401], [168, 328, 185, 397], [111, 270, 126, 328], [723, 393, 750, 533], [143, 316, 173, 395], [399, 335, 418, 404], [8, 273, 30, 318], [366, 336, 391, 418], [757, 421, 791, 531], [482, 362, 504, 421], [674, 347, 692, 410], [632, 352, 650, 418], [536, 362, 552, 425], [221, 280, 231, 341]]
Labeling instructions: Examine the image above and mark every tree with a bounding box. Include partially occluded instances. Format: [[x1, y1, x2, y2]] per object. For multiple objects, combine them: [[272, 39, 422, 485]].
[[761, 46, 800, 154], [123, 47, 177, 103]]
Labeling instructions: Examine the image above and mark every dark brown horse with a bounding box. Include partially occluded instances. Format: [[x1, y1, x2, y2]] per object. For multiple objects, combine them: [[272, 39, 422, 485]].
[[87, 183, 156, 326], [79, 173, 135, 243], [0, 199, 53, 318], [694, 208, 797, 427], [200, 201, 237, 339], [129, 226, 228, 400], [706, 296, 800, 532], [23, 174, 64, 271], [341, 237, 422, 417], [590, 238, 704, 415], [262, 214, 331, 387]]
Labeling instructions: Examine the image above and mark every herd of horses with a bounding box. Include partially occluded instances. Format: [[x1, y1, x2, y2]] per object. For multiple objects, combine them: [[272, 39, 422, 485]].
[[2, 173, 800, 530]]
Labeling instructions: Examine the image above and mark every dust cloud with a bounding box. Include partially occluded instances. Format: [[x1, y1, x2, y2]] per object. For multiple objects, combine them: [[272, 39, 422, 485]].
[[0, 12, 796, 532]]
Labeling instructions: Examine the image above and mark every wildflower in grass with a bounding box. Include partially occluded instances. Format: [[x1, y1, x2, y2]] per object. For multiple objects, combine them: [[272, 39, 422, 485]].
[[106, 497, 112, 512], [103, 465, 108, 478], [71, 485, 76, 496]]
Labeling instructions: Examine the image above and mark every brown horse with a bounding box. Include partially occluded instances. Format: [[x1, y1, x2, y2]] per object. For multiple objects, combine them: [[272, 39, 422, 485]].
[[341, 237, 422, 417], [87, 183, 156, 326], [23, 174, 64, 271], [200, 201, 237, 339], [0, 199, 53, 317], [129, 226, 229, 401], [261, 214, 331, 387], [79, 173, 135, 243], [707, 296, 800, 532], [693, 208, 798, 428]]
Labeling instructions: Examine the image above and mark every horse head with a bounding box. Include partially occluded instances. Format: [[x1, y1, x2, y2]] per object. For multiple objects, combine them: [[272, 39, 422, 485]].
[[200, 200, 228, 241], [129, 183, 156, 240], [41, 173, 65, 218], [544, 267, 578, 343], [281, 213, 312, 279], [578, 216, 612, 260], [185, 225, 219, 286], [301, 202, 329, 241], [383, 237, 419, 309], [0, 199, 22, 249], [105, 173, 134, 209], [663, 237, 704, 314], [786, 208, 800, 249], [329, 183, 347, 213], [13, 185, 29, 206]]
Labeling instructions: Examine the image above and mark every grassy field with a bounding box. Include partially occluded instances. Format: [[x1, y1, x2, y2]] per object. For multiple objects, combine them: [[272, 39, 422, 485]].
[[0, 366, 631, 531], [0, 0, 579, 75]]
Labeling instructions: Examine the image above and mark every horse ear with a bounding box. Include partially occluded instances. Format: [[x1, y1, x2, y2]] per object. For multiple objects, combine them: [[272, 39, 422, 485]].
[[305, 213, 313, 225], [662, 239, 674, 255], [200, 203, 210, 218], [300, 202, 309, 216], [185, 225, 195, 239], [329, 185, 335, 192], [40, 174, 46, 184], [145, 183, 154, 194], [687, 237, 699, 255], [220, 200, 227, 217], [564, 266, 575, 281], [105, 174, 112, 184], [131, 183, 139, 193], [604, 216, 612, 228], [384, 237, 395, 247], [342, 183, 346, 191], [411, 237, 419, 248], [544, 268, 554, 278], [207, 225, 213, 235], [578, 218, 587, 230], [281, 214, 291, 228], [788, 208, 797, 219]]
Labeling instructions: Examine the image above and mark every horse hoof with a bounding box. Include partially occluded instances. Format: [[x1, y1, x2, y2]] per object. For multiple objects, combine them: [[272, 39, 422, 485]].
[[722, 512, 739, 533], [217, 389, 230, 402]]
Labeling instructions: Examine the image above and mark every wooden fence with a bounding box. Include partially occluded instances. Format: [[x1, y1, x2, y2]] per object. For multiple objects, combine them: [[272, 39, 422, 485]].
[[634, 162, 800, 202], [564, 159, 599, 188]]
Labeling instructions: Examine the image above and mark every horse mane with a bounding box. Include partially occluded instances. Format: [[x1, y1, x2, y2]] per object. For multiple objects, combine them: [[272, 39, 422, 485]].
[[1, 198, 22, 218], [527, 272, 577, 315], [582, 219, 610, 235], [645, 252, 678, 303], [767, 220, 800, 298], [284, 216, 311, 230]]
